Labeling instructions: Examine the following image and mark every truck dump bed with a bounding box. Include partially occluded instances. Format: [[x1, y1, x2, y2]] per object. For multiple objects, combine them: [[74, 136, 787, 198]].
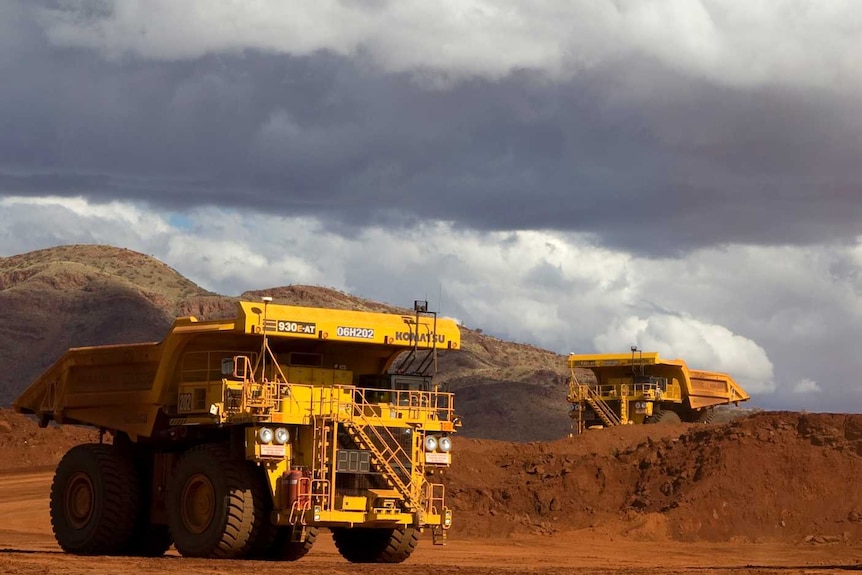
[[15, 341, 164, 437], [15, 301, 460, 439], [686, 367, 750, 409]]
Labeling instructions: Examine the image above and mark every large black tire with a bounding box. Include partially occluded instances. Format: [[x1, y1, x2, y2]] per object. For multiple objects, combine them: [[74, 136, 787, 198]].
[[332, 526, 419, 563], [647, 409, 682, 424], [696, 408, 717, 424], [167, 444, 270, 559], [50, 444, 141, 555], [261, 526, 318, 561]]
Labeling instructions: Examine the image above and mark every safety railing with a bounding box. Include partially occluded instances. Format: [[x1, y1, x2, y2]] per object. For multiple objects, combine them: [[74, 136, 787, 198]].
[[424, 482, 446, 517], [271, 383, 456, 426], [342, 394, 421, 509], [572, 382, 661, 400], [289, 478, 331, 525], [582, 385, 621, 427]]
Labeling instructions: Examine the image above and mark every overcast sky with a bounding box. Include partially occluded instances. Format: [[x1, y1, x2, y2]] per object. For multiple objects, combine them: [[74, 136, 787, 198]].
[[2, 0, 861, 412]]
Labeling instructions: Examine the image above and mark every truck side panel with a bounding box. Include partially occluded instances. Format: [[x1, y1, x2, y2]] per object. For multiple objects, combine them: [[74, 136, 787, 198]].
[[687, 369, 750, 409]]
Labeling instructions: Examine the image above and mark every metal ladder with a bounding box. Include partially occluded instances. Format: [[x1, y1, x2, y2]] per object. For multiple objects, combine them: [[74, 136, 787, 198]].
[[583, 386, 622, 428], [342, 396, 423, 511]]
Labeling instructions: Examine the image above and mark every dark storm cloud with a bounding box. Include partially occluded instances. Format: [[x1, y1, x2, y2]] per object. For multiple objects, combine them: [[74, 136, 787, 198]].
[[0, 172, 110, 194], [2, 4, 861, 256]]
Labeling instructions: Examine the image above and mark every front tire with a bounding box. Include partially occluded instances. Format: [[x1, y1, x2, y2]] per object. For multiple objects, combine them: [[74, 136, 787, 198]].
[[332, 526, 419, 563], [50, 444, 140, 555], [167, 444, 269, 558]]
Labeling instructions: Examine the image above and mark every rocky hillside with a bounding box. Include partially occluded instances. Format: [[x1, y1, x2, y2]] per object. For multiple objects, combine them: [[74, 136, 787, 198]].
[[0, 245, 572, 441], [0, 246, 235, 408]]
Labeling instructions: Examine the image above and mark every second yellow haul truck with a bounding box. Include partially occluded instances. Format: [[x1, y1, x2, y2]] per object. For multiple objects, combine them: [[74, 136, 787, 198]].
[[15, 299, 460, 562], [567, 348, 749, 434]]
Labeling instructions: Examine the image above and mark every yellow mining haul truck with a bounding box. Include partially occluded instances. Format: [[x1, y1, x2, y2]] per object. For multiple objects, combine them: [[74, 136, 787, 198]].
[[567, 350, 749, 434], [14, 299, 460, 562]]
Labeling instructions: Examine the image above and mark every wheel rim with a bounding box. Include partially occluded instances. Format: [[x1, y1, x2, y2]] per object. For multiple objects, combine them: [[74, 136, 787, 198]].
[[180, 473, 215, 534], [64, 471, 95, 529]]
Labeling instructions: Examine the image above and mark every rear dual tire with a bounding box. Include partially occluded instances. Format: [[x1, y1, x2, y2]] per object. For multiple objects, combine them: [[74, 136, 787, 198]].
[[696, 408, 717, 424], [50, 444, 141, 555]]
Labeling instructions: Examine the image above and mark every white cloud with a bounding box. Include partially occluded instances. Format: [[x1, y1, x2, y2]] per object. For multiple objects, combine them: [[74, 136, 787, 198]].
[[2, 195, 170, 234], [594, 313, 775, 394], [4, 196, 862, 410], [35, 1, 862, 91], [0, 196, 172, 252], [792, 378, 822, 394]]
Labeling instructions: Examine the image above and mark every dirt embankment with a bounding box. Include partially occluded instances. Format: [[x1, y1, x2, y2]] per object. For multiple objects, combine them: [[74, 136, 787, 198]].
[[0, 410, 101, 471], [445, 412, 862, 544], [2, 409, 860, 546]]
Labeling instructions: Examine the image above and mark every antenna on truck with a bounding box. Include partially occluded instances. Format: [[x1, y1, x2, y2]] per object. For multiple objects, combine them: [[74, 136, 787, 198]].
[[414, 300, 438, 375], [630, 345, 644, 376], [397, 299, 438, 375]]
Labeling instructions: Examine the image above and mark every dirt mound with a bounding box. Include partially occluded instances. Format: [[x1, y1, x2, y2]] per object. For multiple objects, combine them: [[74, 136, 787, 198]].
[[445, 412, 862, 544], [0, 409, 859, 545], [629, 411, 862, 542], [0, 410, 100, 471]]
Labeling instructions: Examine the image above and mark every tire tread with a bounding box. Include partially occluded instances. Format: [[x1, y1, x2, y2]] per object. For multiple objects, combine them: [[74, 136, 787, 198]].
[[50, 444, 140, 555]]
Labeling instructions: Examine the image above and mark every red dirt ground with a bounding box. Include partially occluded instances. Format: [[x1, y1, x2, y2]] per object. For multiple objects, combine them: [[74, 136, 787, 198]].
[[0, 409, 860, 574]]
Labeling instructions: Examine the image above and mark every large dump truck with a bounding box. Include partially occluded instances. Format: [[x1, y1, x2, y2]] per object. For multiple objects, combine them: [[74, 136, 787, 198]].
[[567, 349, 749, 434], [14, 299, 460, 562]]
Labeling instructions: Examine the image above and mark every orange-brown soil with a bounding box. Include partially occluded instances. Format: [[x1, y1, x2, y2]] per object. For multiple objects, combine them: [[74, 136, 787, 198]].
[[0, 409, 860, 574]]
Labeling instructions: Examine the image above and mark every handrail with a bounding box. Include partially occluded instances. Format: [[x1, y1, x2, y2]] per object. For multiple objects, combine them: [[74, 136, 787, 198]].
[[290, 477, 331, 524], [583, 385, 621, 427], [344, 393, 423, 510], [425, 482, 446, 517], [273, 383, 455, 424], [572, 382, 661, 400]]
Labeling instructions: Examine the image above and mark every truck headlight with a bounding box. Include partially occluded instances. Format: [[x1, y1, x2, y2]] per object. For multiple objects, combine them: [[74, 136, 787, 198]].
[[424, 435, 438, 452], [438, 436, 452, 453], [257, 427, 274, 444], [274, 427, 289, 445]]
